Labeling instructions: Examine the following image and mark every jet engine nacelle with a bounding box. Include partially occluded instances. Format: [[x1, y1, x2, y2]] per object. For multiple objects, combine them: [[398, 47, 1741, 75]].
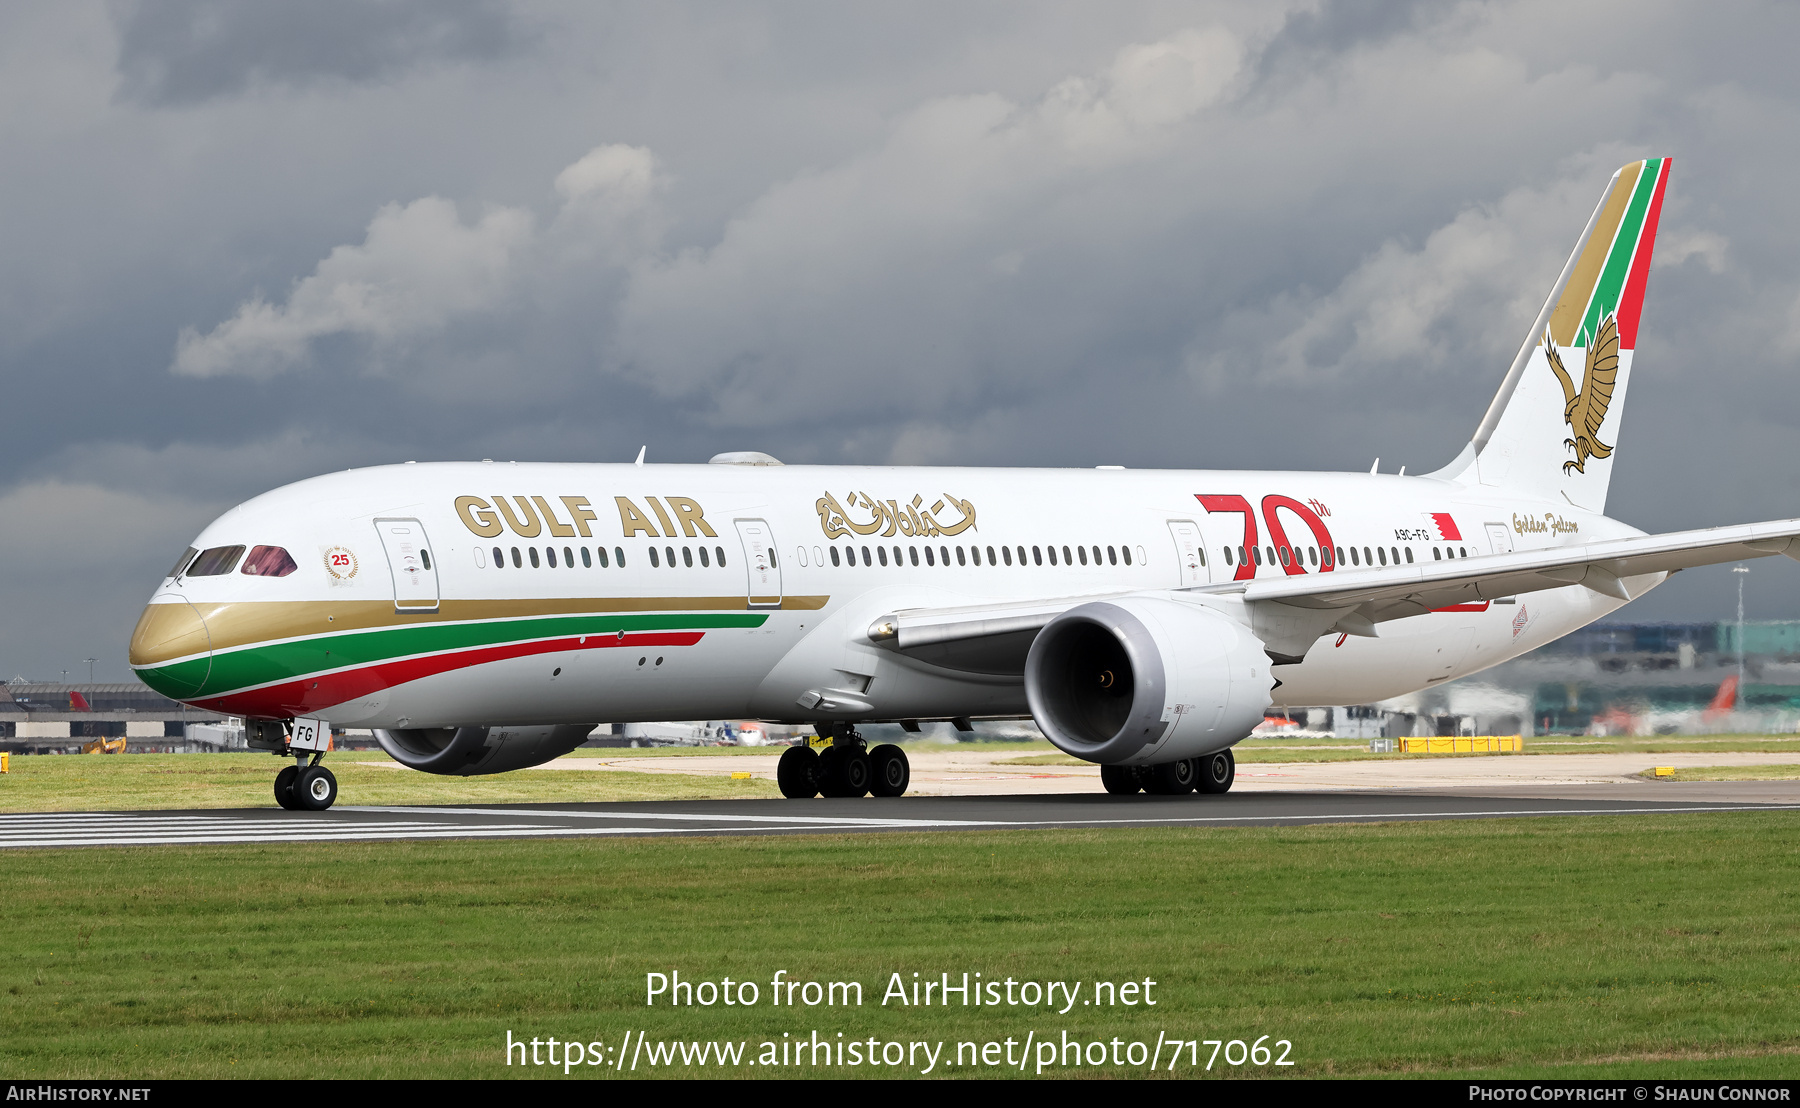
[[1024, 597, 1272, 766], [374, 724, 596, 776]]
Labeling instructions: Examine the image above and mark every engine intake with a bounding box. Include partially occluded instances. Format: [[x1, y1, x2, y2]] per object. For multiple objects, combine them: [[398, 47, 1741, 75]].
[[1024, 598, 1271, 765], [375, 724, 596, 776]]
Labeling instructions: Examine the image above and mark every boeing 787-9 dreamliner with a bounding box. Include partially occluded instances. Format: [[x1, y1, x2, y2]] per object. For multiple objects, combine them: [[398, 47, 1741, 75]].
[[129, 158, 1800, 811]]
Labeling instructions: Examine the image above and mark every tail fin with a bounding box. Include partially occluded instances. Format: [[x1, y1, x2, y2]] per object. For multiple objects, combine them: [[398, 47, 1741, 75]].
[[1432, 158, 1671, 512]]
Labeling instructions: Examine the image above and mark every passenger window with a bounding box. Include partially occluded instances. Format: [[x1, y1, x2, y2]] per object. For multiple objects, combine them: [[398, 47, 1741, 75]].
[[186, 545, 246, 576], [615, 547, 626, 567], [649, 547, 659, 568], [683, 547, 694, 568], [240, 545, 297, 577], [699, 547, 709, 568], [547, 547, 558, 568], [493, 546, 504, 567], [168, 546, 198, 578], [830, 546, 841, 567]]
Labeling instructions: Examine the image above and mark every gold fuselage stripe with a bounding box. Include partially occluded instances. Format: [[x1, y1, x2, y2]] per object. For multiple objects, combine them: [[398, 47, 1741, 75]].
[[130, 594, 828, 664]]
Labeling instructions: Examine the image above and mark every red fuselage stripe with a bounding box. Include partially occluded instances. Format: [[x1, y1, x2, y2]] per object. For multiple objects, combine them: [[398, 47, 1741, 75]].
[[195, 630, 706, 718]]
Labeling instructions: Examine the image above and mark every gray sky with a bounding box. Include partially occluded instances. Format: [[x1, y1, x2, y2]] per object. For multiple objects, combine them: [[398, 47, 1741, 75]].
[[3, 1, 1797, 681]]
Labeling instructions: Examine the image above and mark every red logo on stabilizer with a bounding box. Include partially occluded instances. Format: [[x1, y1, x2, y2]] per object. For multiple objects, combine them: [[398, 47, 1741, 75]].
[[1427, 513, 1462, 541]]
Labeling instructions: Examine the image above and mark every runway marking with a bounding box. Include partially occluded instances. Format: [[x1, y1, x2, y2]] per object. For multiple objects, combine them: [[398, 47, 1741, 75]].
[[342, 805, 997, 827], [1, 800, 1794, 849]]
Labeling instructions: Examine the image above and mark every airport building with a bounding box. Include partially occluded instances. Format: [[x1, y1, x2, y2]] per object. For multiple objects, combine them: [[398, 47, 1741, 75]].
[[0, 681, 229, 754]]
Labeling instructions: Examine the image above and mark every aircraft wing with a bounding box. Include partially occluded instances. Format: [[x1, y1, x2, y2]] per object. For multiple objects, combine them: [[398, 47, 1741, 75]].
[[1238, 517, 1800, 618], [867, 518, 1800, 673]]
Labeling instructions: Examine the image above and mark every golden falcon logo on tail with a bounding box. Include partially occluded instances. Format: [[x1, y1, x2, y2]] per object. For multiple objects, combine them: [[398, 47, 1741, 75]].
[[1543, 313, 1619, 475]]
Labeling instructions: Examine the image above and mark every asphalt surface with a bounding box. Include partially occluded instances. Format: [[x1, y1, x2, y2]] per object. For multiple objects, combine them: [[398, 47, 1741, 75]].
[[3, 790, 1797, 849]]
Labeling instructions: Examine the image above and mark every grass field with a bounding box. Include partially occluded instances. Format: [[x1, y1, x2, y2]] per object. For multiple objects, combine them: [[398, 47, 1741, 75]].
[[2, 812, 1799, 1079], [0, 751, 777, 813], [1649, 764, 1800, 782]]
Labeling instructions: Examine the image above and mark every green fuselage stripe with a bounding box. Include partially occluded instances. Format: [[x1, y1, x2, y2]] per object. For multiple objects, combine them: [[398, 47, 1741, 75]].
[[136, 610, 769, 699]]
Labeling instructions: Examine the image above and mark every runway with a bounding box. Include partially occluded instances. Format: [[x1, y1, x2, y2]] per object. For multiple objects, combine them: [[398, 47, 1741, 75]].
[[3, 788, 1797, 849]]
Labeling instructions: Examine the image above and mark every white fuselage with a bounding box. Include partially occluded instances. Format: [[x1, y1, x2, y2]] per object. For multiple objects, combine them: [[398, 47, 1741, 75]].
[[132, 460, 1646, 732]]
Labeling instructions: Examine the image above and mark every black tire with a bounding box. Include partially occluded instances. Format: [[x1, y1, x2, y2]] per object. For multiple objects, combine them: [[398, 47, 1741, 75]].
[[816, 746, 850, 797], [1195, 750, 1235, 794], [274, 765, 300, 810], [869, 744, 910, 797], [1145, 758, 1198, 795], [295, 765, 338, 810], [841, 748, 872, 797], [1100, 764, 1142, 795], [777, 744, 820, 799]]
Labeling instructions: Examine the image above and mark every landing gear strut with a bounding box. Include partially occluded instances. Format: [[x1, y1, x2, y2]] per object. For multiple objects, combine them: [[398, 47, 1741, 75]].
[[777, 724, 910, 799], [265, 717, 338, 811]]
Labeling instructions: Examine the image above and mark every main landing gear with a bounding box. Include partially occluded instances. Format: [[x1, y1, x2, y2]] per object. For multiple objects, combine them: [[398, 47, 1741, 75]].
[[1101, 749, 1235, 796], [777, 724, 911, 799]]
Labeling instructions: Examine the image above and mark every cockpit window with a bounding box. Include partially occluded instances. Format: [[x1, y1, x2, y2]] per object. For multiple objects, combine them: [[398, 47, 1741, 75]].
[[241, 545, 298, 577], [168, 547, 198, 578], [186, 545, 246, 576]]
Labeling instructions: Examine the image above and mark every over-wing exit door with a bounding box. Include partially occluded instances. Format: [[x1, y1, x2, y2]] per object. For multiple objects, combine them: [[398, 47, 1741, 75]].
[[735, 519, 782, 609], [375, 518, 439, 613]]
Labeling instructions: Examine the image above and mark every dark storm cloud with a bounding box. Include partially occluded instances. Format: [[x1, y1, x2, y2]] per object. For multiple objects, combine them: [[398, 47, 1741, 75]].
[[111, 0, 528, 105], [5, 1, 1800, 679]]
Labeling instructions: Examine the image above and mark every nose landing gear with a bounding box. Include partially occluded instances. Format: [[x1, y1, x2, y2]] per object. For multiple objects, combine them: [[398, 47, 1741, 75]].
[[264, 717, 339, 811]]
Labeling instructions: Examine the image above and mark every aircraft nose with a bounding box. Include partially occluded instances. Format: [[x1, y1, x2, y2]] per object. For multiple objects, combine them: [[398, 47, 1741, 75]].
[[129, 595, 213, 699]]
